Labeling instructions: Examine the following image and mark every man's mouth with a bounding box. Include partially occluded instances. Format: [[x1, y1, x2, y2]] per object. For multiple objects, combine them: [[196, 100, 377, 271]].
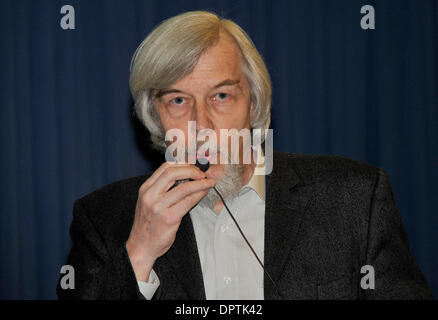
[[196, 149, 218, 162]]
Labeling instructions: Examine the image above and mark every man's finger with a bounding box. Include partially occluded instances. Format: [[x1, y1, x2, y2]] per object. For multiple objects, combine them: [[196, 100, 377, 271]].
[[140, 162, 192, 194], [159, 178, 216, 209], [167, 188, 214, 219], [149, 166, 206, 197]]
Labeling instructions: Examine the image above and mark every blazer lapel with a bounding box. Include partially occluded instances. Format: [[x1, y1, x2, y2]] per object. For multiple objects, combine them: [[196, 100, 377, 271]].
[[264, 152, 313, 299], [160, 212, 206, 299]]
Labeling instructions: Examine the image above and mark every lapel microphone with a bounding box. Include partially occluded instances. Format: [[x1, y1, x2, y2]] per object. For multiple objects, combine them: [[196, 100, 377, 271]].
[[194, 159, 284, 300]]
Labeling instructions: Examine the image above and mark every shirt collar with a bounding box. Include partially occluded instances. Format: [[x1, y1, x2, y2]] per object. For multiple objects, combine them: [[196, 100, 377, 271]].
[[242, 144, 265, 201]]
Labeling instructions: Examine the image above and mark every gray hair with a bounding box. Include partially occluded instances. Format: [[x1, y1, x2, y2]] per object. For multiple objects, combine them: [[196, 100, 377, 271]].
[[129, 11, 272, 150]]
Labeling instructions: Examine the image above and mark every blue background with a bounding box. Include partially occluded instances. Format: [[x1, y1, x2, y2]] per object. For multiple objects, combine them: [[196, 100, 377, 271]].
[[1, 0, 437, 299]]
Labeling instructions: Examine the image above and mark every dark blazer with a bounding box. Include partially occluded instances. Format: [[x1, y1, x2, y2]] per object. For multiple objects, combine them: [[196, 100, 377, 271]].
[[57, 152, 433, 299]]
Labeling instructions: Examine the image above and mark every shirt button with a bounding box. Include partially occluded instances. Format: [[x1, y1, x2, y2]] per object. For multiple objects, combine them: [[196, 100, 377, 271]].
[[221, 225, 229, 233], [223, 276, 232, 285]]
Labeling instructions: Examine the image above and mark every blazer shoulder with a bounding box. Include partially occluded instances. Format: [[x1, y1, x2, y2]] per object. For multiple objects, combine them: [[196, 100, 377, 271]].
[[275, 151, 383, 186], [76, 174, 150, 208], [73, 173, 151, 230]]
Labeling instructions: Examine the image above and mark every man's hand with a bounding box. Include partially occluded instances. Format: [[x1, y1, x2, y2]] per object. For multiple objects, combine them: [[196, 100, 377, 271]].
[[125, 162, 215, 281]]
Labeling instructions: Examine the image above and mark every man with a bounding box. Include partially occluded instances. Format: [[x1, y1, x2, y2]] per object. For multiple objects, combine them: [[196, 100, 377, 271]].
[[57, 11, 432, 299]]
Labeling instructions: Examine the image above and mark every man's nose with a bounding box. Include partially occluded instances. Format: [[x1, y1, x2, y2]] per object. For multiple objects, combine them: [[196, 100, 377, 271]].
[[194, 103, 213, 131]]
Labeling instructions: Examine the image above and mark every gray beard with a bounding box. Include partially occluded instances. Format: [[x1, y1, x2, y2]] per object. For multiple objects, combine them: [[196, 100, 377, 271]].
[[198, 164, 244, 211]]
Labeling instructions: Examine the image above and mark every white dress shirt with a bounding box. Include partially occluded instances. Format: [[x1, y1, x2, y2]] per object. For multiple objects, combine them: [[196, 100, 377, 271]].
[[190, 171, 265, 299], [137, 152, 266, 300]]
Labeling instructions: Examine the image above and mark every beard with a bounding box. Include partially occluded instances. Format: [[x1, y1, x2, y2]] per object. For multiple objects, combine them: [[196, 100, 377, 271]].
[[198, 163, 244, 211], [183, 139, 246, 211]]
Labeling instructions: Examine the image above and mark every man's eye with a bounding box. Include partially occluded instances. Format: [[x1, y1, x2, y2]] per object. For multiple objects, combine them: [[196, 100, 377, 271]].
[[171, 97, 185, 105], [215, 93, 229, 101]]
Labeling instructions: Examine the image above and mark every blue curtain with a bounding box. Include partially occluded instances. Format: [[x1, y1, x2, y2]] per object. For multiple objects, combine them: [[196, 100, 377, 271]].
[[1, 0, 437, 299]]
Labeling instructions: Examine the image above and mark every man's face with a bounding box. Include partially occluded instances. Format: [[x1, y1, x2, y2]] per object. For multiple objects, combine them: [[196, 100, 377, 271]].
[[155, 32, 252, 181]]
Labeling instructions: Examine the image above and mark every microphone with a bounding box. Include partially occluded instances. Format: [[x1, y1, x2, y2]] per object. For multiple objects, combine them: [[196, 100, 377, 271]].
[[195, 158, 210, 173], [195, 158, 284, 300]]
